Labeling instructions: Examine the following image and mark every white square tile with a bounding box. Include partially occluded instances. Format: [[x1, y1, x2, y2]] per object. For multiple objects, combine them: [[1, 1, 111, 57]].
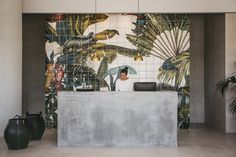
[[138, 72, 146, 79], [141, 65, 148, 72], [147, 72, 154, 79], [146, 64, 154, 72]]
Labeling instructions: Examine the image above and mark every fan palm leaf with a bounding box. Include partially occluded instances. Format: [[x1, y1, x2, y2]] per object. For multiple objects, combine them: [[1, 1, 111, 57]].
[[229, 97, 236, 115], [216, 75, 236, 97], [216, 74, 236, 115], [126, 14, 190, 86], [158, 51, 190, 86]]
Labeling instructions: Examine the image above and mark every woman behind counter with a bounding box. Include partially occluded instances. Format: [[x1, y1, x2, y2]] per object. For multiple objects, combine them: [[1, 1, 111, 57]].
[[115, 67, 133, 91]]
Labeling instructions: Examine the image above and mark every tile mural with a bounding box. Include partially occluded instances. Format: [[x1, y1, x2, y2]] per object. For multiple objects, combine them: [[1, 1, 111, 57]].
[[45, 14, 190, 129]]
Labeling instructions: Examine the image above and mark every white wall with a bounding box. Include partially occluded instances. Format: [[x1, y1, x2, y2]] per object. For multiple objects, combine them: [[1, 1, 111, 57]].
[[0, 0, 22, 137], [225, 14, 236, 133], [23, 0, 236, 13]]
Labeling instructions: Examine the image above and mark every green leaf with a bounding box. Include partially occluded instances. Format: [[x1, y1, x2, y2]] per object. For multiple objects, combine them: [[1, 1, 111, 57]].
[[97, 57, 108, 80], [90, 14, 109, 25], [157, 51, 190, 87], [229, 98, 236, 115], [95, 47, 117, 64], [127, 14, 190, 61], [97, 45, 140, 58], [91, 42, 107, 48], [216, 75, 236, 97], [95, 29, 119, 40], [45, 23, 58, 42], [65, 14, 109, 36], [96, 58, 109, 87]]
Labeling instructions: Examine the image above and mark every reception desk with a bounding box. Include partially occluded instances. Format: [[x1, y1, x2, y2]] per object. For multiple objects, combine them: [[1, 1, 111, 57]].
[[58, 91, 178, 147]]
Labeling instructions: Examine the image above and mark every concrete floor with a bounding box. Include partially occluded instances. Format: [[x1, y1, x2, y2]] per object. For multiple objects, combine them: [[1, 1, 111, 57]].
[[0, 127, 236, 157]]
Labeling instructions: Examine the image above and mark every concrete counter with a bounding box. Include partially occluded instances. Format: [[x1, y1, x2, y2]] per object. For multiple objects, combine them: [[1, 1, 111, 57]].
[[58, 91, 178, 147]]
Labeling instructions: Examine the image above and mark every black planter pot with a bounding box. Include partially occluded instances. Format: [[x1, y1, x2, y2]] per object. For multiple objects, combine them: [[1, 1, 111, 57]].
[[26, 111, 46, 140], [4, 115, 32, 150]]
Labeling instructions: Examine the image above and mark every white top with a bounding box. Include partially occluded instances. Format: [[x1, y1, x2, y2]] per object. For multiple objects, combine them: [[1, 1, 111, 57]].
[[115, 78, 133, 91]]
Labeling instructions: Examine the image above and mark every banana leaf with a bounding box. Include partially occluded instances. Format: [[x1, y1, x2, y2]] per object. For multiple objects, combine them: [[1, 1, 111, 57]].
[[94, 47, 117, 64], [97, 58, 109, 87], [65, 14, 108, 36], [96, 45, 140, 58], [45, 23, 58, 42], [126, 34, 155, 56], [65, 64, 101, 91], [95, 29, 119, 40], [62, 32, 96, 53], [56, 21, 72, 45], [90, 14, 109, 25], [97, 57, 108, 80], [91, 42, 107, 48]]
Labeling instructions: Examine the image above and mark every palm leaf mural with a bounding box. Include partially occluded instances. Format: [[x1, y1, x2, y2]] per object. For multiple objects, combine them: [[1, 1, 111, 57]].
[[66, 14, 109, 36], [127, 14, 190, 86], [95, 29, 119, 40], [126, 14, 191, 129], [97, 57, 109, 87], [45, 13, 191, 129], [45, 86, 57, 129], [45, 14, 143, 128], [45, 23, 58, 42], [46, 14, 109, 45], [95, 45, 141, 62], [158, 51, 190, 86]]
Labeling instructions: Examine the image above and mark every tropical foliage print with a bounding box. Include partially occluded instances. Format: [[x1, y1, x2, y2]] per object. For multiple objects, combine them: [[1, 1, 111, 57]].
[[45, 14, 140, 128], [127, 14, 190, 129], [45, 14, 190, 129]]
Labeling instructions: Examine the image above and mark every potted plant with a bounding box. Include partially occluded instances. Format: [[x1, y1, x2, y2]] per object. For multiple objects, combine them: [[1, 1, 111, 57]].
[[216, 74, 236, 114]]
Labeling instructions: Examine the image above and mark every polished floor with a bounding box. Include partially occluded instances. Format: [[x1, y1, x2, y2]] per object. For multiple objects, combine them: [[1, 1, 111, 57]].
[[0, 127, 236, 157]]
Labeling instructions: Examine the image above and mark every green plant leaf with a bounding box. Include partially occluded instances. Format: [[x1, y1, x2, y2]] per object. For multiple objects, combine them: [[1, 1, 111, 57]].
[[158, 51, 190, 87], [229, 97, 236, 115], [45, 23, 58, 42], [97, 57, 108, 80], [90, 14, 109, 25], [65, 14, 109, 36], [96, 57, 109, 87], [127, 14, 190, 61], [94, 47, 117, 64], [91, 42, 107, 48], [97, 45, 140, 58], [216, 75, 236, 97], [95, 29, 119, 40]]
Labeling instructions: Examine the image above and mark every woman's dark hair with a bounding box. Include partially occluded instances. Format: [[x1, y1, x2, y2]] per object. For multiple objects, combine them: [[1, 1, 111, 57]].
[[120, 67, 128, 75]]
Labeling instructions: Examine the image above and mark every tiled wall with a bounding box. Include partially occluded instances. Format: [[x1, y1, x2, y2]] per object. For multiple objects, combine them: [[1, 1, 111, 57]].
[[82, 15, 163, 85], [45, 13, 190, 128], [45, 14, 187, 91]]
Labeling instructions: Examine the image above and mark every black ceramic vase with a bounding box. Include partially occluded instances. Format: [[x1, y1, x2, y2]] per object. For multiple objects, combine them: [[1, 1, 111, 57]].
[[26, 111, 46, 140], [4, 115, 32, 150]]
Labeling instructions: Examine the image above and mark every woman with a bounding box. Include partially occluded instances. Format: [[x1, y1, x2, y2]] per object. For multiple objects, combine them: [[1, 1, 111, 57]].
[[115, 67, 133, 91]]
